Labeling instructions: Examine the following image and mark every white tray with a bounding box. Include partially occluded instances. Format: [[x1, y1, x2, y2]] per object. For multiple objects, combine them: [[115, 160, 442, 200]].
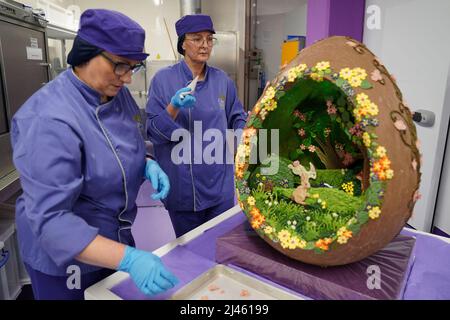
[[170, 264, 303, 300]]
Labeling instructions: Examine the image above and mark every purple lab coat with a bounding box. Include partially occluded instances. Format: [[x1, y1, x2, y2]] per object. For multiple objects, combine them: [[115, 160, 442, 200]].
[[11, 69, 146, 276], [146, 60, 246, 212]]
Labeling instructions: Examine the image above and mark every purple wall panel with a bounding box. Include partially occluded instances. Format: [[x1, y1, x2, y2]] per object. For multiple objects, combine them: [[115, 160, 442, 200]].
[[328, 0, 365, 42], [306, 0, 365, 46], [306, 0, 330, 46]]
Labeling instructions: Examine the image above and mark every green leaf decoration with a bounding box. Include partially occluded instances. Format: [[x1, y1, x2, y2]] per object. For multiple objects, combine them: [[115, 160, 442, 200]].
[[275, 91, 286, 100], [325, 69, 332, 74], [342, 111, 350, 123], [247, 115, 257, 127], [348, 223, 361, 234], [337, 96, 346, 107], [335, 78, 345, 87], [244, 171, 251, 180], [360, 79, 373, 89], [253, 118, 263, 128], [356, 210, 369, 225], [365, 184, 382, 206]]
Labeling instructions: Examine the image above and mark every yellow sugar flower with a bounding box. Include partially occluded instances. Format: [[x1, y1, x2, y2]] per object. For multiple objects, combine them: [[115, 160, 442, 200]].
[[367, 102, 379, 116], [265, 86, 276, 100], [363, 132, 372, 148], [265, 99, 278, 111], [385, 169, 394, 180], [298, 239, 307, 249], [310, 73, 323, 82], [236, 145, 246, 159], [288, 236, 301, 249], [278, 230, 291, 242], [280, 239, 290, 249], [264, 226, 274, 234], [349, 76, 363, 88], [315, 61, 330, 71], [376, 146, 387, 158], [368, 206, 381, 220], [342, 182, 354, 196], [296, 64, 307, 73], [353, 109, 362, 122], [339, 68, 353, 80], [287, 69, 297, 82], [338, 236, 349, 244], [352, 67, 367, 81], [356, 93, 371, 107], [247, 196, 256, 206], [244, 145, 251, 157]]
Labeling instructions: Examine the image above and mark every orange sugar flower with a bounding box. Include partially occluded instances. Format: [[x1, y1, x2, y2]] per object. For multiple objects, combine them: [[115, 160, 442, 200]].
[[251, 215, 265, 229], [372, 161, 383, 173], [342, 230, 353, 239], [377, 170, 387, 180], [315, 238, 333, 251], [250, 207, 261, 219], [379, 156, 391, 168]]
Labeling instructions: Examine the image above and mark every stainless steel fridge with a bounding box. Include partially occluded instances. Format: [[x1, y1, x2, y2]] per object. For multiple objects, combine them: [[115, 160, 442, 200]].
[[0, 0, 50, 201]]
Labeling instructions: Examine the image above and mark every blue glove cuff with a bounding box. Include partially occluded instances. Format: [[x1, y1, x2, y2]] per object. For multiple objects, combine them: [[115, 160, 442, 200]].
[[144, 159, 155, 178], [117, 246, 134, 272]]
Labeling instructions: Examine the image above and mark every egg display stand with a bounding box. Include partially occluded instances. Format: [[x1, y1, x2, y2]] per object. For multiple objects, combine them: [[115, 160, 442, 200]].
[[216, 221, 416, 300]]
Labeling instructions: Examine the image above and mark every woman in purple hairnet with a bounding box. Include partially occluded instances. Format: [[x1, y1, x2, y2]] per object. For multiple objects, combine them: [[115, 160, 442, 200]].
[[11, 9, 178, 300], [146, 15, 247, 238]]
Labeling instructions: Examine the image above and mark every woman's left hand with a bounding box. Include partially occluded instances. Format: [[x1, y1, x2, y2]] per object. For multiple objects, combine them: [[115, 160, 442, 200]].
[[144, 159, 170, 200]]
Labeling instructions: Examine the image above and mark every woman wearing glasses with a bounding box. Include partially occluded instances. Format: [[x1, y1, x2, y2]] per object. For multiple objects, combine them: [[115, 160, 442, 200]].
[[146, 15, 247, 237], [11, 9, 178, 299]]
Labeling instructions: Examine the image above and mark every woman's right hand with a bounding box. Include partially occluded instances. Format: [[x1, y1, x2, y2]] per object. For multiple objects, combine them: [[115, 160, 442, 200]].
[[117, 246, 179, 296], [170, 87, 196, 109]]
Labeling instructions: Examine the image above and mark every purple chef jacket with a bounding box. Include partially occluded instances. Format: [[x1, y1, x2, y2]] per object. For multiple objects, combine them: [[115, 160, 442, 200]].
[[146, 60, 246, 212], [11, 69, 146, 276]]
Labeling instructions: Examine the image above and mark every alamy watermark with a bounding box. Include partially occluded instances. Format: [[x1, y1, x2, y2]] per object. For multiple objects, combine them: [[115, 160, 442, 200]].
[[170, 121, 280, 175], [66, 265, 81, 290], [366, 5, 381, 30], [366, 265, 382, 290]]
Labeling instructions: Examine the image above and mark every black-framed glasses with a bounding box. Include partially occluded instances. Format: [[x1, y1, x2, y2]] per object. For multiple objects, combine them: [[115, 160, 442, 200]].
[[100, 53, 145, 76], [185, 36, 218, 47]]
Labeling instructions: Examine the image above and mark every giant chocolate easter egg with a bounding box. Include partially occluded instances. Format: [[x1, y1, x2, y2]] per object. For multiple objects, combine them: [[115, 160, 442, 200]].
[[235, 36, 421, 266]]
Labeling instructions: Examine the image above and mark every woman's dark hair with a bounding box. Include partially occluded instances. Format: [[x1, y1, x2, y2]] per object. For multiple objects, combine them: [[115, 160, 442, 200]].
[[177, 34, 186, 56], [67, 36, 103, 67]]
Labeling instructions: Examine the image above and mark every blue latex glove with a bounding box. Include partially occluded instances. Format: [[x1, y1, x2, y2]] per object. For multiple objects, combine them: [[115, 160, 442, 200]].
[[144, 159, 170, 200], [170, 87, 196, 109], [118, 246, 179, 296]]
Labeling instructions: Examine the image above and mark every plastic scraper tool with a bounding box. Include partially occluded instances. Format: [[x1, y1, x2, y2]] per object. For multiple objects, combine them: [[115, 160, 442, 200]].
[[180, 75, 199, 100]]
